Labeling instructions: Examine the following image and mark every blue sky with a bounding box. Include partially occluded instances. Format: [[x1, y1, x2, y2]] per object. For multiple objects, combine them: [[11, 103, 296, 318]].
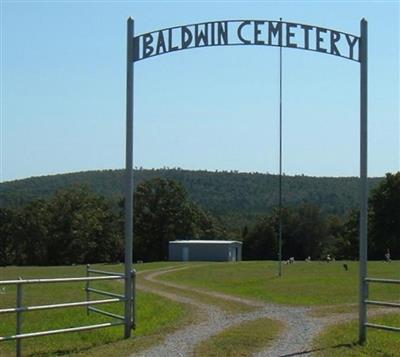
[[1, 1, 399, 182]]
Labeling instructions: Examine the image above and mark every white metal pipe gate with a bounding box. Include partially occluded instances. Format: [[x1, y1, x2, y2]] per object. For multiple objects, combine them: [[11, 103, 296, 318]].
[[0, 269, 135, 357]]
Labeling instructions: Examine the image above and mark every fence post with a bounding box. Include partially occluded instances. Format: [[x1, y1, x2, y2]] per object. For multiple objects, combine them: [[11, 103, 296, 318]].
[[16, 278, 23, 357], [86, 264, 90, 316], [131, 269, 136, 329]]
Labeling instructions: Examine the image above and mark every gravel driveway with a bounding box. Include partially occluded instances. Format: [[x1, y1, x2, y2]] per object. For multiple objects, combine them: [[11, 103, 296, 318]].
[[131, 266, 390, 357]]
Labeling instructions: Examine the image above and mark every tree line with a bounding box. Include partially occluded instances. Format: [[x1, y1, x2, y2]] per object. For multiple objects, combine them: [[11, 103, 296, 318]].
[[0, 179, 227, 265], [0, 173, 398, 265], [0, 168, 383, 219], [243, 172, 399, 260]]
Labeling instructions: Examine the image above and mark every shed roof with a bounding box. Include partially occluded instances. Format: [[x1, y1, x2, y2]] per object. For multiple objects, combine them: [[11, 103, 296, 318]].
[[169, 240, 242, 245]]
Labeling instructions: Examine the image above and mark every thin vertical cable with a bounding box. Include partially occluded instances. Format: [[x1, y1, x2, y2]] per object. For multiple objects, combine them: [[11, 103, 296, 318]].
[[278, 17, 283, 277]]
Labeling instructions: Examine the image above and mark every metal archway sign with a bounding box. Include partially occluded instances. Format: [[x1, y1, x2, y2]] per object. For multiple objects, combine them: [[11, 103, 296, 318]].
[[123, 18, 369, 343]]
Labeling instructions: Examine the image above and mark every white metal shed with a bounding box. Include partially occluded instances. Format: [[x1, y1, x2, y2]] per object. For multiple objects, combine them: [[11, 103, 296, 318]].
[[168, 240, 242, 262]]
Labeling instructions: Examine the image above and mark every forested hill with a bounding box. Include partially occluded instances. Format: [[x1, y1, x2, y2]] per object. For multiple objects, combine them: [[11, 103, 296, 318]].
[[1, 169, 382, 217]]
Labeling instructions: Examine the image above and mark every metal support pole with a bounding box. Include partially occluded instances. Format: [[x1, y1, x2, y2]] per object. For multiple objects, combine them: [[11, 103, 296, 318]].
[[16, 279, 23, 357], [132, 269, 136, 329], [278, 18, 283, 277], [86, 264, 90, 316], [359, 18, 368, 345], [124, 17, 135, 339]]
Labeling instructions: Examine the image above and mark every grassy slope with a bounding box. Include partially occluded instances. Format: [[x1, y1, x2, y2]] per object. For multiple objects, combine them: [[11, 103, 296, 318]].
[[0, 263, 189, 357], [159, 261, 400, 306], [314, 314, 400, 356]]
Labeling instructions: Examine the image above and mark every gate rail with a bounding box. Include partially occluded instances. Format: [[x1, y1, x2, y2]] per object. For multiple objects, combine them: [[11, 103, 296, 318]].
[[85, 265, 136, 329], [0, 270, 133, 357], [364, 277, 400, 332]]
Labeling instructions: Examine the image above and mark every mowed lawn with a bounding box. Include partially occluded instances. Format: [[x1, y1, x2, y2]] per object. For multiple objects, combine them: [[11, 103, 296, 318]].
[[0, 263, 188, 357], [315, 313, 400, 356], [0, 262, 398, 356], [159, 261, 400, 306]]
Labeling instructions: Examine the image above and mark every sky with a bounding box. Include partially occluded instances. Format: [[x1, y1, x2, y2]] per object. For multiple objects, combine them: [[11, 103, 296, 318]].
[[1, 1, 399, 182]]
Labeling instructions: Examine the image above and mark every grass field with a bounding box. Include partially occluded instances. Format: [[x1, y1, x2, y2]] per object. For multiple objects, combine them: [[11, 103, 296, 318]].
[[159, 261, 400, 306], [0, 261, 398, 356], [0, 263, 189, 357], [314, 313, 400, 356], [193, 318, 283, 356]]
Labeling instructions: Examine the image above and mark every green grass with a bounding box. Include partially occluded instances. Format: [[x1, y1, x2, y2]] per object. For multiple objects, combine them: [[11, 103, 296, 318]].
[[158, 261, 400, 306], [100, 261, 252, 312], [1, 261, 398, 355], [310, 304, 358, 317], [193, 317, 283, 356], [314, 313, 400, 356], [0, 264, 191, 357], [137, 270, 254, 314], [86, 261, 186, 274]]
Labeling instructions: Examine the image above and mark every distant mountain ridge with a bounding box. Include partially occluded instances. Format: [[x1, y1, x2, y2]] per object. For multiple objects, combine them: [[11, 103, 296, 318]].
[[0, 169, 383, 219]]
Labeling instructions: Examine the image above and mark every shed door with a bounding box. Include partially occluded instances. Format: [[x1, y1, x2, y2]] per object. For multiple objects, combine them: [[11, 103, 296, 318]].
[[182, 247, 189, 261], [232, 247, 237, 261]]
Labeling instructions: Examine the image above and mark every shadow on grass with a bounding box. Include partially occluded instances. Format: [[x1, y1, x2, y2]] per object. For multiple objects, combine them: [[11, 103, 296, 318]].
[[24, 345, 103, 357], [20, 336, 125, 357], [278, 342, 357, 357]]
